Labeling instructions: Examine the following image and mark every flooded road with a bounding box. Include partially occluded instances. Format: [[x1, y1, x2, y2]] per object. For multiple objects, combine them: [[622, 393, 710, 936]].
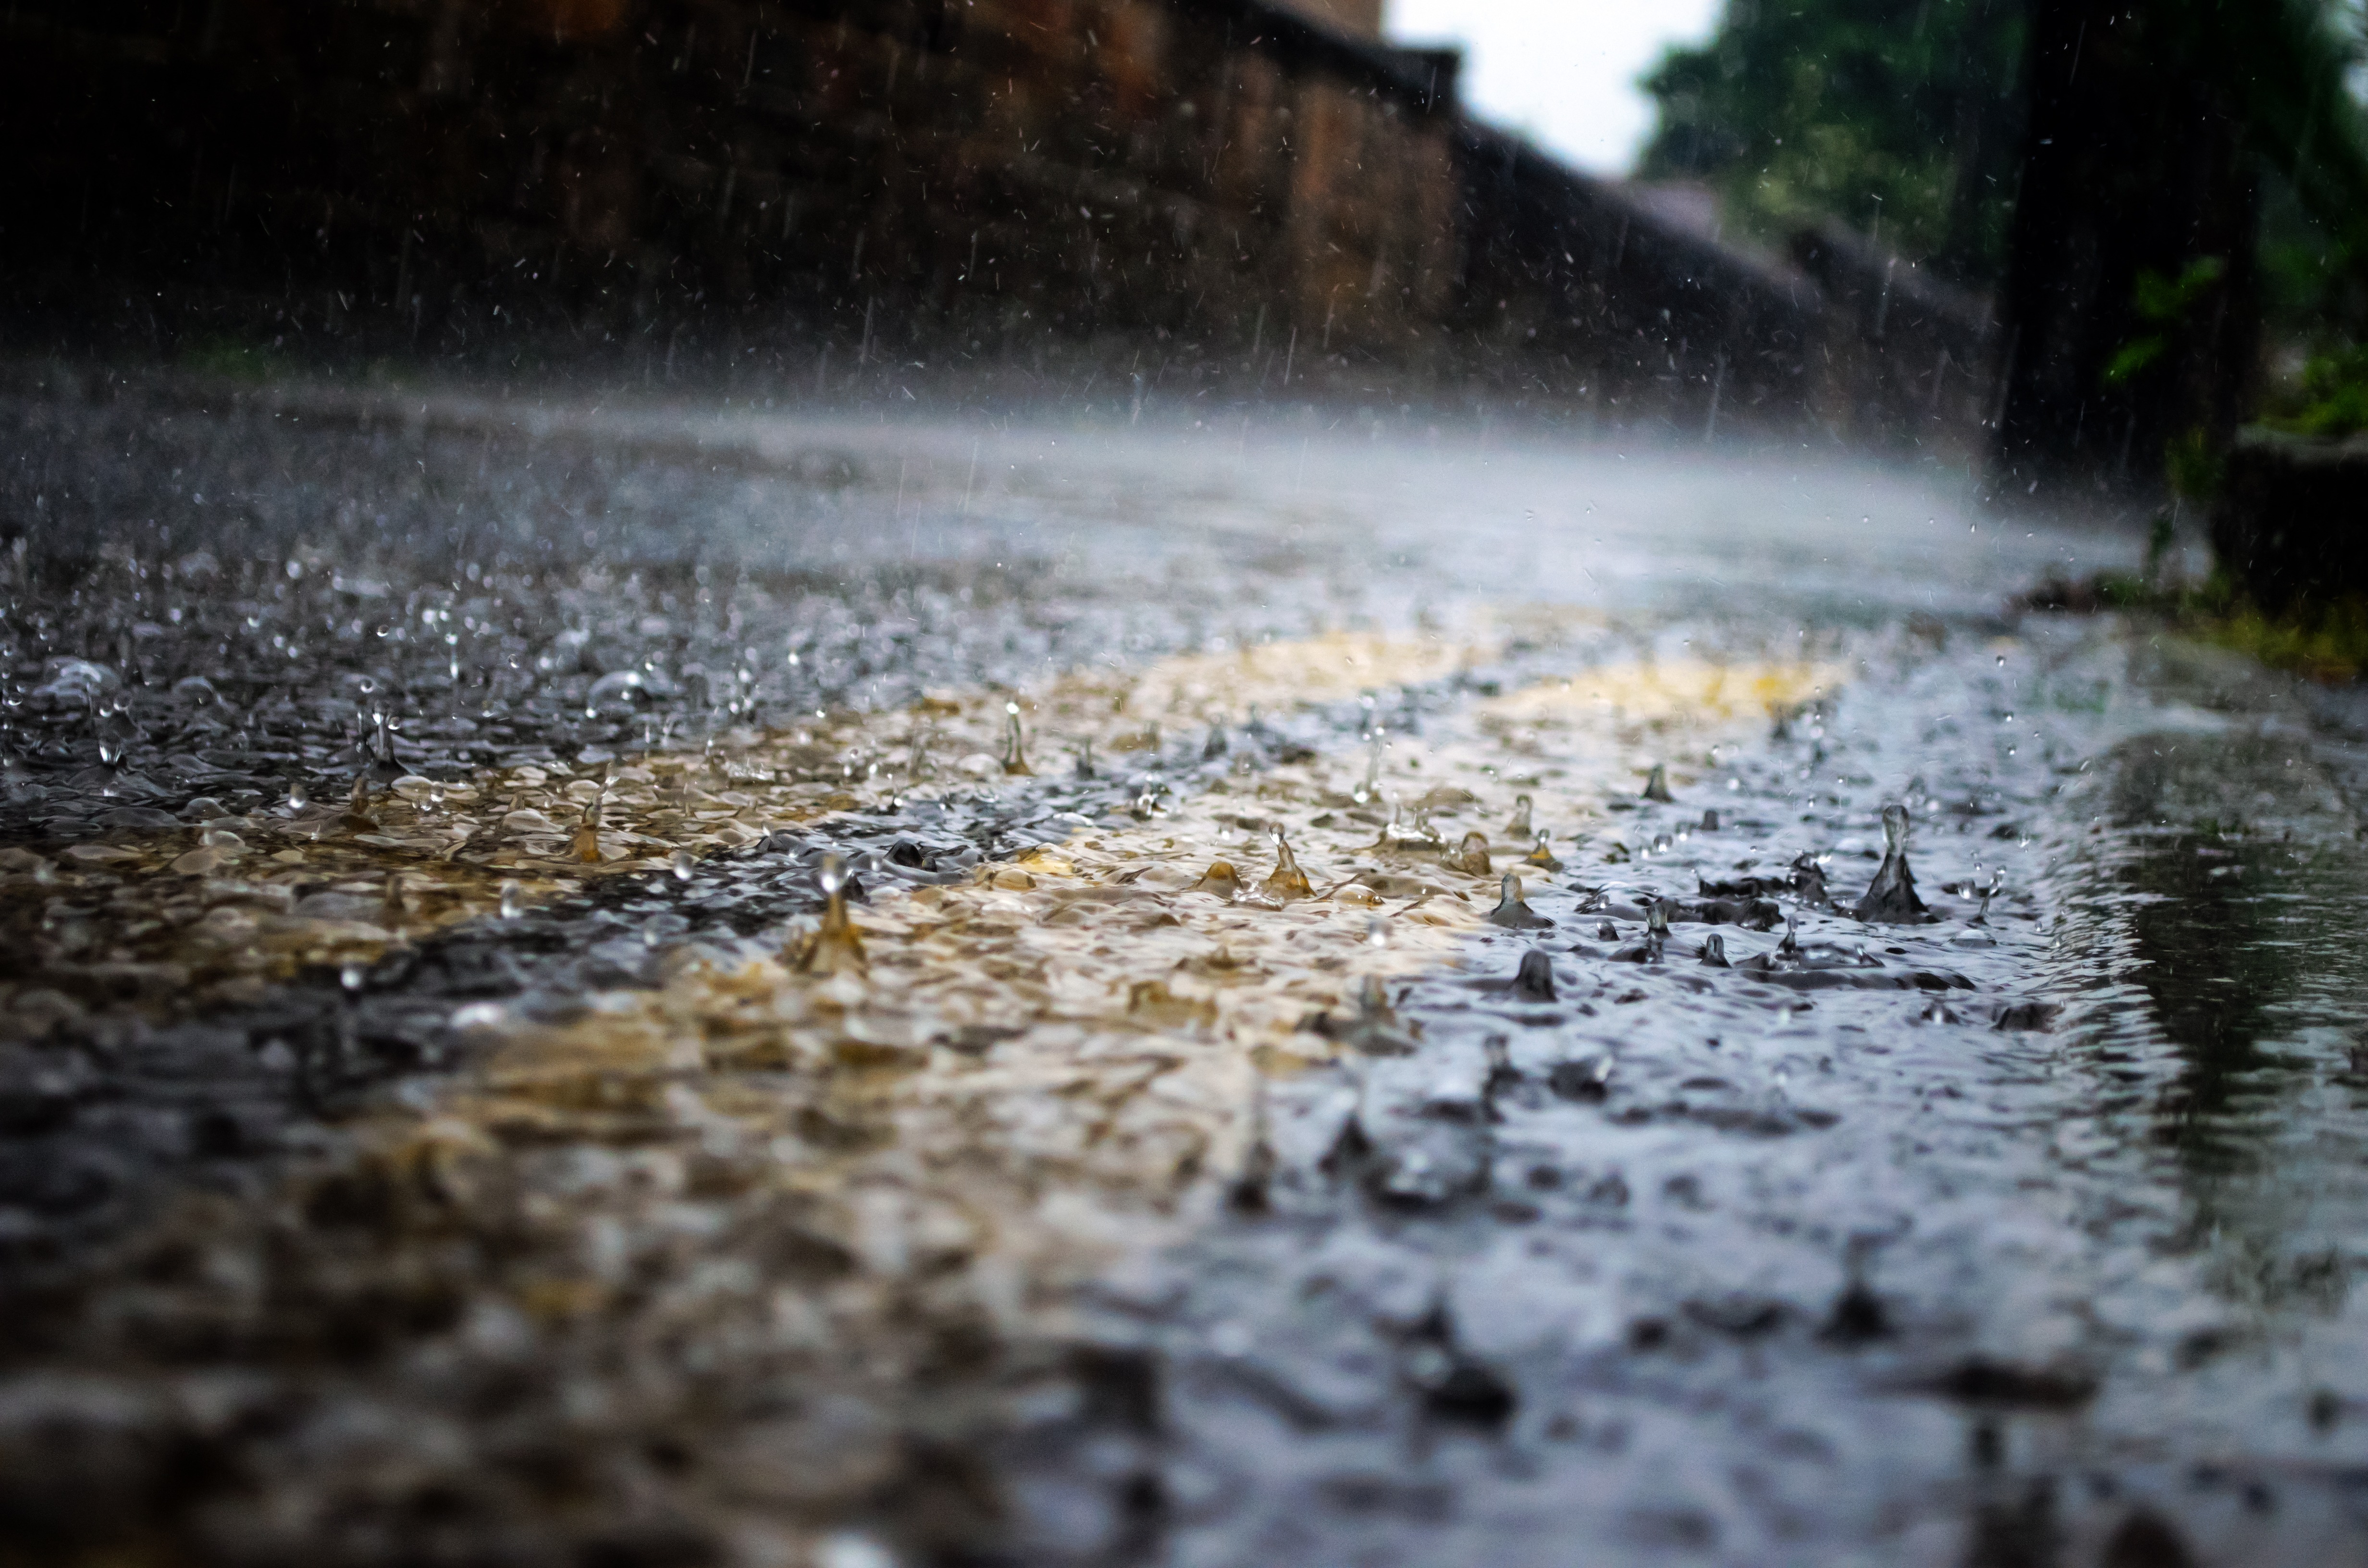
[[3, 370, 2364, 1566]]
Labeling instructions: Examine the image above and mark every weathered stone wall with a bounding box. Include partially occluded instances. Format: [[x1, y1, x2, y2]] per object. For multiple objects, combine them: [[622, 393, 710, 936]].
[[1266, 0, 1383, 39], [5, 0, 1455, 356], [1789, 221, 2002, 449], [1, 0, 1995, 449]]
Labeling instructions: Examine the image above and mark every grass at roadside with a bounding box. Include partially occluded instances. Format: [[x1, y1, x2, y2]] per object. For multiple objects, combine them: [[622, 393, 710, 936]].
[[2016, 569, 2368, 685]]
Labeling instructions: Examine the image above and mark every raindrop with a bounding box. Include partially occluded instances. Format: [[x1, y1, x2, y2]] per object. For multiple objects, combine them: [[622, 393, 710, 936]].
[[671, 848, 695, 881], [500, 880, 524, 919], [1354, 729, 1384, 804]]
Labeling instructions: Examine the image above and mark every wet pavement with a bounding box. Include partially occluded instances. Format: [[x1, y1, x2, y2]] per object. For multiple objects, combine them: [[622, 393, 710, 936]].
[[3, 366, 2366, 1567]]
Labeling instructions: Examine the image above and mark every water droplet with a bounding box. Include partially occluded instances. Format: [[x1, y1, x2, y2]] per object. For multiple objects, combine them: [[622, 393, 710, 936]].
[[671, 848, 695, 881], [340, 963, 366, 992], [817, 852, 849, 898], [1355, 728, 1385, 804], [500, 880, 524, 919]]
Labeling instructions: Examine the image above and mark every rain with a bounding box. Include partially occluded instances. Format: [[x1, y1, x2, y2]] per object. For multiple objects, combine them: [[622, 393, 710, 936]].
[[6, 1, 2368, 1565]]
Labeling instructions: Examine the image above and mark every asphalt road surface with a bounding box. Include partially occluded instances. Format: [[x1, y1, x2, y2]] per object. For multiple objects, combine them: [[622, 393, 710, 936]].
[[3, 368, 2364, 1568]]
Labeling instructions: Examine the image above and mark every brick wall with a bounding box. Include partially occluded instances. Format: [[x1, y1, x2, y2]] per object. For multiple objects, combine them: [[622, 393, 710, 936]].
[[0, 0, 1993, 450]]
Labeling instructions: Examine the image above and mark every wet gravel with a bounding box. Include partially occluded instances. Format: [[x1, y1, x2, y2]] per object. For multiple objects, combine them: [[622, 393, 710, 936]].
[[6, 367, 2367, 1568]]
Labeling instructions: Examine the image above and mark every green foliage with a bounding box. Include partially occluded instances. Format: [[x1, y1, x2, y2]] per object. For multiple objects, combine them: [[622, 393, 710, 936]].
[[1636, 0, 2027, 285], [2164, 427, 2225, 501], [2104, 257, 2227, 386], [2021, 567, 2368, 683], [179, 334, 296, 383], [2278, 344, 2368, 436], [2206, 594, 2368, 682], [2133, 257, 2228, 323]]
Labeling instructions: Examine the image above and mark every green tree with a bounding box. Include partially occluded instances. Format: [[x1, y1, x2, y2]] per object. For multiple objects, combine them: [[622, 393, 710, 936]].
[[1636, 0, 2029, 287]]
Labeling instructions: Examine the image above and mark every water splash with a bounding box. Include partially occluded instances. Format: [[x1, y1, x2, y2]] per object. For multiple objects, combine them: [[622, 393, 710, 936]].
[[1488, 871, 1553, 929], [572, 798, 604, 864], [1000, 701, 1032, 776], [1190, 859, 1243, 900], [791, 850, 868, 975], [1854, 803, 1931, 923], [1260, 828, 1313, 903], [1444, 830, 1492, 876]]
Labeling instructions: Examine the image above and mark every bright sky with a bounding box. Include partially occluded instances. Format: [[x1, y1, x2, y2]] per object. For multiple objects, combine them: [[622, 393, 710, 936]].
[[1389, 0, 1726, 175]]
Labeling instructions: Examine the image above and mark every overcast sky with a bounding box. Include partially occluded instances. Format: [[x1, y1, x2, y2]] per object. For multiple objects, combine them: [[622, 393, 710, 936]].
[[1389, 0, 1726, 175]]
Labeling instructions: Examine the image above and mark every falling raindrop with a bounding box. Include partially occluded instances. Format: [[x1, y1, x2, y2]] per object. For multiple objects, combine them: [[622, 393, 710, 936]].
[[1355, 729, 1384, 804], [499, 880, 524, 919], [671, 848, 695, 881]]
